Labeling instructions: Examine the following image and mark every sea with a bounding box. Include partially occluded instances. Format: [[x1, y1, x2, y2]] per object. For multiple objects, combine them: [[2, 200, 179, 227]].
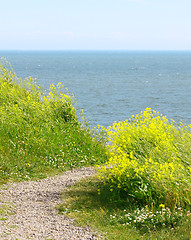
[[1, 50, 191, 128]]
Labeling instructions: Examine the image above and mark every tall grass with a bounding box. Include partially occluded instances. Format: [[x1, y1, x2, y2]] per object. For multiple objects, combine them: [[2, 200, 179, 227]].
[[58, 109, 191, 239], [0, 59, 108, 183], [2, 58, 191, 237], [59, 176, 191, 239]]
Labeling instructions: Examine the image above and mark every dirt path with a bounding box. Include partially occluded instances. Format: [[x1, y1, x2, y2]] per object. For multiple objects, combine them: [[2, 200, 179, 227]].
[[0, 167, 101, 240]]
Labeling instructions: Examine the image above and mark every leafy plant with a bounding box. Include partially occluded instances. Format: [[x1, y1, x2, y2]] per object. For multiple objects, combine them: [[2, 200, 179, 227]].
[[0, 59, 108, 183], [59, 177, 191, 239], [97, 108, 191, 210]]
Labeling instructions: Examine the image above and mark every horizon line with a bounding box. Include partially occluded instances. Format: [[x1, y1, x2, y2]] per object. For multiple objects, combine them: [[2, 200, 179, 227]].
[[1, 49, 191, 52]]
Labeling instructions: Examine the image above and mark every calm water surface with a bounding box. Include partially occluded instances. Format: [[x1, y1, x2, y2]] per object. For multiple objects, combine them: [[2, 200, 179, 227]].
[[1, 50, 191, 128]]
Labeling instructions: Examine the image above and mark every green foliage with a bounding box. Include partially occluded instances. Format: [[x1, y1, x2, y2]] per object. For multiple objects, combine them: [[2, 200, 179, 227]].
[[97, 108, 191, 210], [0, 59, 108, 183], [59, 177, 191, 240], [2, 57, 191, 238]]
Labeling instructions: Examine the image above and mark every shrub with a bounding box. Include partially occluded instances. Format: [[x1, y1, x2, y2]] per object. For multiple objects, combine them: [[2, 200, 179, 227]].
[[97, 108, 191, 210]]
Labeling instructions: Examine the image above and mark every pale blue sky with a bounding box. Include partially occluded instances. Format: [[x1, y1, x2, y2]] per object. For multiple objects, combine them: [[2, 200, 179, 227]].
[[1, 0, 191, 50]]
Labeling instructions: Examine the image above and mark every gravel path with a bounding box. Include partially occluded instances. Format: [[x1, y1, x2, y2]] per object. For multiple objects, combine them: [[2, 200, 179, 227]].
[[0, 167, 101, 240]]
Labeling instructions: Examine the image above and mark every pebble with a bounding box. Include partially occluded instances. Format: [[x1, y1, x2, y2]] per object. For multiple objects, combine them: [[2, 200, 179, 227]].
[[0, 167, 101, 239]]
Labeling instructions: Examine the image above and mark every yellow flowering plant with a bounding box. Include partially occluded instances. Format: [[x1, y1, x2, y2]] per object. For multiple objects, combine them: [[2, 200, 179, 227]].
[[97, 108, 191, 209]]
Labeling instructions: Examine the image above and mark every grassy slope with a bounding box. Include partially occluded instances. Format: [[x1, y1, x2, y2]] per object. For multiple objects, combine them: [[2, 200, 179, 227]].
[[0, 60, 108, 183], [1, 59, 191, 239]]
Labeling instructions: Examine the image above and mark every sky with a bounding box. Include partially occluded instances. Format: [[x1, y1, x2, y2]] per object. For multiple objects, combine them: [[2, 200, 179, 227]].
[[0, 0, 191, 50]]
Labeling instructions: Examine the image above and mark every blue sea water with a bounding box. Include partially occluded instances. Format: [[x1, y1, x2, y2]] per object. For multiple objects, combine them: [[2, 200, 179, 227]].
[[1, 50, 191, 128]]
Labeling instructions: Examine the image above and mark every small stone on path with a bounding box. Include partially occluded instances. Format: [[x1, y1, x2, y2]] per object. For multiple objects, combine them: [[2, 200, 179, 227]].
[[0, 167, 101, 239]]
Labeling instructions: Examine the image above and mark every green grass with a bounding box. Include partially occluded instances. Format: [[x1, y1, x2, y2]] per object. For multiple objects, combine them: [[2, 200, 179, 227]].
[[1, 58, 191, 239], [0, 59, 108, 183], [58, 176, 191, 240], [0, 202, 14, 220], [59, 109, 191, 239]]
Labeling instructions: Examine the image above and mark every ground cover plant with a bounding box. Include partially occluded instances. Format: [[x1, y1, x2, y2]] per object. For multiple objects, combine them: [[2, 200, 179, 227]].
[[59, 108, 191, 239], [0, 59, 108, 183], [1, 58, 191, 238], [59, 177, 191, 239]]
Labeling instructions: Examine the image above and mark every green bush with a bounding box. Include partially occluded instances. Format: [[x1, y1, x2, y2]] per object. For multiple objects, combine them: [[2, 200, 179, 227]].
[[97, 108, 191, 210]]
